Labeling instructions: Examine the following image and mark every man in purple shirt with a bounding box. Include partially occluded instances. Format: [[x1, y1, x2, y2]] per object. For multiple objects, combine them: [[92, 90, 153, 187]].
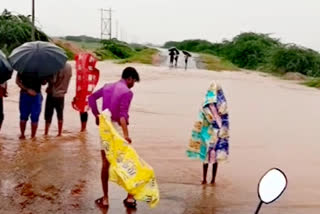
[[88, 67, 140, 209]]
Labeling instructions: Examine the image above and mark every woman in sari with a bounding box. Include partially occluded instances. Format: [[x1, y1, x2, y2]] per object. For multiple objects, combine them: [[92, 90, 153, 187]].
[[187, 81, 229, 184]]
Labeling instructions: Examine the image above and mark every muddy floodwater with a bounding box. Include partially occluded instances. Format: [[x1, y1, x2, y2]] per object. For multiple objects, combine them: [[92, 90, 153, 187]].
[[1, 62, 320, 214]]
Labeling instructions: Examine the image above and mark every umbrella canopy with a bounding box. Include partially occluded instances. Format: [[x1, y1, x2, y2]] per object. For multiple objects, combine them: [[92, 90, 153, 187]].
[[168, 47, 179, 54], [182, 50, 192, 57], [9, 41, 67, 77], [0, 50, 13, 84]]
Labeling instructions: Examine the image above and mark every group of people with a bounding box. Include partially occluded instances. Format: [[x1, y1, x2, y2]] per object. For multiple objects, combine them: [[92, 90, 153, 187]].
[[169, 49, 191, 70], [0, 55, 229, 209], [0, 62, 72, 139], [0, 61, 142, 207]]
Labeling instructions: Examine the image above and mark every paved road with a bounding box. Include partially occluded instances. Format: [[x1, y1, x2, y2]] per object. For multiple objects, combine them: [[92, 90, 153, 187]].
[[156, 48, 198, 70]]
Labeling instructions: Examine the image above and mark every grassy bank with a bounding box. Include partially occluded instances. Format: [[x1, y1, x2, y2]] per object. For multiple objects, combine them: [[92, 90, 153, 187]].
[[303, 78, 320, 88], [95, 39, 159, 65], [62, 35, 102, 50], [198, 54, 239, 71], [117, 48, 158, 64]]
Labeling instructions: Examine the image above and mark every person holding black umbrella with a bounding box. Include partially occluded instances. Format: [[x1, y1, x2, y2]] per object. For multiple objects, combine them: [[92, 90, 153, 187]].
[[174, 53, 179, 68], [9, 41, 68, 139], [16, 73, 47, 139], [182, 51, 192, 70], [169, 51, 175, 67]]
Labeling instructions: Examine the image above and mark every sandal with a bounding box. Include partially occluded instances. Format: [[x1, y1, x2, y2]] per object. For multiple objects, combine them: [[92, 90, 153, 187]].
[[95, 197, 109, 208], [123, 198, 137, 208]]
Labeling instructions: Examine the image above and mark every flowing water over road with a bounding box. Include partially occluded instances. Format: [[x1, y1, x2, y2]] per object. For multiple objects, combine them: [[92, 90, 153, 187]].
[[1, 61, 320, 213]]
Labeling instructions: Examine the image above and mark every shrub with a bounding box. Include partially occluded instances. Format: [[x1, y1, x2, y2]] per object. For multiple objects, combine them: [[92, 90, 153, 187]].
[[0, 9, 49, 54]]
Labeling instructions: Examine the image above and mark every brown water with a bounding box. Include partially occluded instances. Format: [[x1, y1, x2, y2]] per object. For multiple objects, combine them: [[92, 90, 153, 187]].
[[1, 62, 320, 214]]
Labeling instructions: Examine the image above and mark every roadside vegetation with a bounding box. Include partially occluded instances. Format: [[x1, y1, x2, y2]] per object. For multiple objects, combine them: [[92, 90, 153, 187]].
[[164, 32, 320, 88], [0, 10, 49, 55], [94, 39, 158, 64], [197, 54, 239, 71]]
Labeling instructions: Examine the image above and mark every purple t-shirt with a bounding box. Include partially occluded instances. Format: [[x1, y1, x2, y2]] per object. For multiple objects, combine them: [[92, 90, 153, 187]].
[[88, 79, 133, 124]]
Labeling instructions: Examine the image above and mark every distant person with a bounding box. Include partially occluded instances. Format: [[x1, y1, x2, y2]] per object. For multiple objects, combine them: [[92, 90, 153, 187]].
[[184, 54, 190, 70], [169, 51, 175, 68], [44, 63, 72, 136], [0, 82, 7, 131], [186, 81, 230, 184], [174, 53, 179, 68], [89, 67, 140, 208], [16, 73, 47, 139]]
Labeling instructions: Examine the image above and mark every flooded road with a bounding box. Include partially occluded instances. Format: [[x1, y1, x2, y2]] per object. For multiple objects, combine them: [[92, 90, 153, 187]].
[[1, 61, 320, 213]]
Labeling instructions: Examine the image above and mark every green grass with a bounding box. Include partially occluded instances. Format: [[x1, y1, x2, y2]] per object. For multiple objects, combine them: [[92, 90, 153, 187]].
[[117, 48, 159, 64], [199, 54, 239, 71], [70, 41, 102, 50], [94, 49, 118, 60], [303, 78, 320, 88]]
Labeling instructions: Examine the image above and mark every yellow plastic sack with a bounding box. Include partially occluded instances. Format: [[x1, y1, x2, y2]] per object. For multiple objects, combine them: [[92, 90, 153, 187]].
[[99, 110, 160, 208]]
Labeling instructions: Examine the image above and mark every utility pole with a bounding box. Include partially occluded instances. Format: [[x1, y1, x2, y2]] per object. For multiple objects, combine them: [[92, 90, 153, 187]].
[[100, 8, 112, 40], [31, 0, 35, 41]]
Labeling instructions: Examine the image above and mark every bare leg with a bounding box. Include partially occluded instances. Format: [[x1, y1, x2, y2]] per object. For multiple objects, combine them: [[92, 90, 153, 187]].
[[80, 112, 88, 132], [202, 163, 208, 184], [44, 122, 50, 136], [95, 150, 109, 208], [211, 163, 218, 184], [81, 122, 87, 132], [19, 121, 27, 139], [57, 120, 63, 136], [31, 122, 38, 139]]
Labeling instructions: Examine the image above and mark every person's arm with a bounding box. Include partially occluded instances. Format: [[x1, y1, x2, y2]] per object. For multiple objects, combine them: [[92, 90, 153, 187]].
[[88, 86, 104, 124], [16, 75, 36, 96], [0, 83, 7, 97], [120, 117, 130, 143], [209, 103, 222, 128], [119, 91, 133, 143]]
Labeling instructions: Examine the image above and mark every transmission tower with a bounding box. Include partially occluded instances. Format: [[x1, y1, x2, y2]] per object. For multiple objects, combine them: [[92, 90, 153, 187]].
[[100, 8, 112, 40]]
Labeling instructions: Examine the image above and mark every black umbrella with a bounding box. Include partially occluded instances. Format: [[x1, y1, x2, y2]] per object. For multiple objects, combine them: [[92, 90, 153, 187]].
[[0, 50, 13, 84], [182, 50, 192, 57], [9, 41, 67, 77], [168, 47, 179, 54]]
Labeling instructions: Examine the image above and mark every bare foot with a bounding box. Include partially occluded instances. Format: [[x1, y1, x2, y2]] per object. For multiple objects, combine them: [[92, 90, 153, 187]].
[[201, 180, 207, 185], [95, 197, 109, 208], [210, 180, 216, 185], [19, 135, 26, 140], [57, 134, 62, 137]]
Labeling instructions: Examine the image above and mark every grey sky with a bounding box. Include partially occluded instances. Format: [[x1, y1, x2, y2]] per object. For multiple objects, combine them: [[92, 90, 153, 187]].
[[2, 0, 320, 50]]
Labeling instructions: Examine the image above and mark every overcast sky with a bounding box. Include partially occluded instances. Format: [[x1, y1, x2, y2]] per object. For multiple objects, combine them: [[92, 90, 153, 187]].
[[2, 0, 320, 50]]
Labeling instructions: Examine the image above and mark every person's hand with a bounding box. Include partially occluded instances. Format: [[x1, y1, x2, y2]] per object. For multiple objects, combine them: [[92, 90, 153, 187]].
[[124, 136, 132, 144], [27, 89, 37, 96], [95, 116, 100, 126]]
